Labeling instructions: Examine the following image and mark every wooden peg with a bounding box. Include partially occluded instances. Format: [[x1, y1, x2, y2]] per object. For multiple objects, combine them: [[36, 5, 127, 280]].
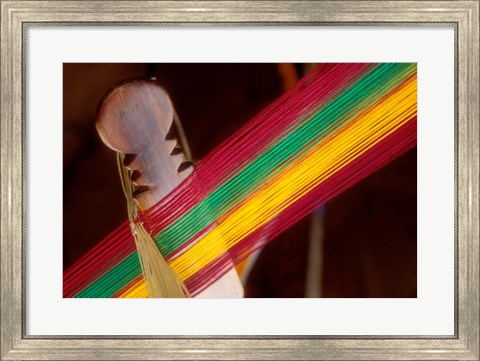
[[96, 79, 243, 298], [96, 79, 193, 212]]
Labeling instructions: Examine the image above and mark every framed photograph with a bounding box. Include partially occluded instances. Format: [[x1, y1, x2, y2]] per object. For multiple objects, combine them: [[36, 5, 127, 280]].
[[1, 1, 478, 360]]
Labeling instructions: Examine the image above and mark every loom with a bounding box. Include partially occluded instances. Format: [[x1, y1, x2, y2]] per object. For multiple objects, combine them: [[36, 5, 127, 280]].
[[94, 79, 243, 298], [63, 63, 417, 298]]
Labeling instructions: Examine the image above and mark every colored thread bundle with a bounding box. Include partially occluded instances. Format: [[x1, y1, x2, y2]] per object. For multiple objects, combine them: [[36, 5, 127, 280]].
[[64, 63, 417, 298]]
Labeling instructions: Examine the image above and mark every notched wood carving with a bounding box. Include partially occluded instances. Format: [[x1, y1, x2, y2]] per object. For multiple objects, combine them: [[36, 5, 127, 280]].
[[96, 79, 194, 212]]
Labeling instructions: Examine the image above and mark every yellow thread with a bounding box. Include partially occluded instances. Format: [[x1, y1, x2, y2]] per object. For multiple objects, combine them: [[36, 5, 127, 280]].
[[170, 75, 417, 280], [120, 74, 417, 298]]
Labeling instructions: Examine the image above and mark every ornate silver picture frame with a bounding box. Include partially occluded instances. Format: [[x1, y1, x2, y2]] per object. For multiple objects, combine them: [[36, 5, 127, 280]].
[[1, 1, 478, 360]]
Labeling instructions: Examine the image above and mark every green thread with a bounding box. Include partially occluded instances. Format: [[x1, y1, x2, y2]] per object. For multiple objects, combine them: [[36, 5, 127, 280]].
[[76, 63, 416, 298]]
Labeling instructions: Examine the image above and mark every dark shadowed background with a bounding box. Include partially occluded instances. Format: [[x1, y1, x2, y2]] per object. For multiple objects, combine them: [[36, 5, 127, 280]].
[[63, 63, 417, 298]]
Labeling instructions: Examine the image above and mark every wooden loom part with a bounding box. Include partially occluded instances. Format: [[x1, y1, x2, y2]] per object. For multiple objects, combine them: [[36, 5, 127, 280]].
[[96, 79, 244, 298]]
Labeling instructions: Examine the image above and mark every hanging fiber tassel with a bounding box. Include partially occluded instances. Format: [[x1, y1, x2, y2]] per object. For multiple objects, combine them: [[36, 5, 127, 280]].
[[117, 153, 189, 298]]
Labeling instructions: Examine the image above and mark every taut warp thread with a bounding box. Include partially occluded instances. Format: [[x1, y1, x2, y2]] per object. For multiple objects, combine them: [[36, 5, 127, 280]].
[[64, 63, 417, 298]]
